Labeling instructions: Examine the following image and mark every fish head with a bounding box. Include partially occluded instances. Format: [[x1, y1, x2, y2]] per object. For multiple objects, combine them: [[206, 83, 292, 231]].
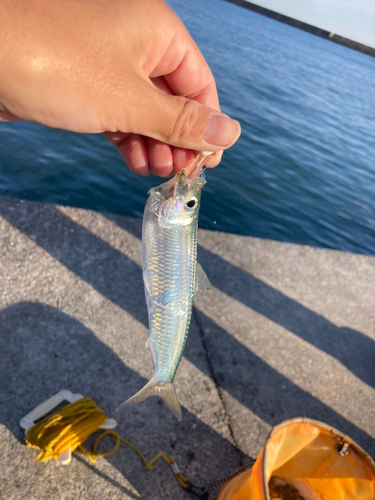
[[148, 171, 206, 228]]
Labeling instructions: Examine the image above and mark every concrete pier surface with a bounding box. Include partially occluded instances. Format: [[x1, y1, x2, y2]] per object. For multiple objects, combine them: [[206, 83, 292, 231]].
[[0, 198, 374, 500]]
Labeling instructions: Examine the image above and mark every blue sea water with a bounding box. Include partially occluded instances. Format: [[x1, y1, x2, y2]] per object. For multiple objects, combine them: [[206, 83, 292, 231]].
[[0, 0, 374, 254]]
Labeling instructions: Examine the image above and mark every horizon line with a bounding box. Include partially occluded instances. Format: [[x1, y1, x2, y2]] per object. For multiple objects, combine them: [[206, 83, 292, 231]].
[[223, 0, 375, 57]]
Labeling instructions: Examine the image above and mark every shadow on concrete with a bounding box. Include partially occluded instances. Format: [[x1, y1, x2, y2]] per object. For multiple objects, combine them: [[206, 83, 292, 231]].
[[0, 302, 240, 498], [0, 201, 373, 457], [191, 310, 374, 455], [197, 246, 375, 390], [0, 202, 148, 328]]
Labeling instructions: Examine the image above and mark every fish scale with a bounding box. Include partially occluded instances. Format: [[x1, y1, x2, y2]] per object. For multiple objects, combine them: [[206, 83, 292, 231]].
[[146, 219, 198, 382], [118, 170, 209, 421]]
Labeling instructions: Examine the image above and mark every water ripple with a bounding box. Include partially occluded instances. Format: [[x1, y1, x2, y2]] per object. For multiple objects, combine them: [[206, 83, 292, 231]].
[[0, 0, 374, 255]]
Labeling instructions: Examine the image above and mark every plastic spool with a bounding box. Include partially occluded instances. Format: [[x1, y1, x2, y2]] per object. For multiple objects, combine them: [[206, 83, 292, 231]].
[[20, 389, 117, 465]]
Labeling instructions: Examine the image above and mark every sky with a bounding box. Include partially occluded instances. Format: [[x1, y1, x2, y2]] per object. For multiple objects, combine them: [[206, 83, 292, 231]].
[[251, 0, 375, 48]]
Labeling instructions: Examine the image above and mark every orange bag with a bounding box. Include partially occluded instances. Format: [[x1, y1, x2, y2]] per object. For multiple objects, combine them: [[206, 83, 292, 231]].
[[218, 418, 375, 500]]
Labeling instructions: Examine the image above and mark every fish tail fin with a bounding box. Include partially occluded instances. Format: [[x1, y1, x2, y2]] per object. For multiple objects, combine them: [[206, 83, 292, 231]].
[[117, 377, 182, 421]]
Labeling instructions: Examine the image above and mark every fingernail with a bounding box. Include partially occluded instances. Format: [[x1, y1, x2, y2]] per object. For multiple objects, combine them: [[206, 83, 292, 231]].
[[204, 115, 241, 147]]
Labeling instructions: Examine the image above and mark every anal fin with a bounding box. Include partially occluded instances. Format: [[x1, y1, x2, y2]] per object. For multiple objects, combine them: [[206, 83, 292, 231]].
[[195, 261, 211, 296]]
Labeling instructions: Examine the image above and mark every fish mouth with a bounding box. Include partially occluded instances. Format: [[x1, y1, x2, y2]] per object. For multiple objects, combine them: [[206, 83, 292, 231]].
[[155, 171, 206, 202]]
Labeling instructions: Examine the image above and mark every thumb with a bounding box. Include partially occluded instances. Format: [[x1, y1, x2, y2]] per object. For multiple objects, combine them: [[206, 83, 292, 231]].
[[122, 78, 241, 152]]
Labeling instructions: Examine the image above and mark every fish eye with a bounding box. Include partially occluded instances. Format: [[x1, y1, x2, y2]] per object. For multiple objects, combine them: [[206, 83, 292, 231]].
[[186, 199, 196, 209]]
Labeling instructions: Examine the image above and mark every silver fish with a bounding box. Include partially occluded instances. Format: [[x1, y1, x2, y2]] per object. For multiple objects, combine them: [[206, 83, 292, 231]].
[[118, 156, 212, 420]]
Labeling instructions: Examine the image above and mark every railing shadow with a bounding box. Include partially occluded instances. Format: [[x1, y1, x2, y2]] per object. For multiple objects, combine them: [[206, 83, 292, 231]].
[[196, 246, 375, 389], [190, 309, 374, 454]]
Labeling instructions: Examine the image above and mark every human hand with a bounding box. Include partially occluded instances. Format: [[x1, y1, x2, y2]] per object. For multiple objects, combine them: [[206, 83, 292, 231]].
[[0, 0, 240, 176]]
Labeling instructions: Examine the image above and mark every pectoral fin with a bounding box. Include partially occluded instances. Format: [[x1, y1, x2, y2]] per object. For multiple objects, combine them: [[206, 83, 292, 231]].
[[195, 262, 211, 296]]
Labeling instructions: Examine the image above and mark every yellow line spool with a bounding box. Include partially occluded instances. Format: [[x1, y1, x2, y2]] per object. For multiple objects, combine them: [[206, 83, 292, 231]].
[[23, 394, 188, 489]]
